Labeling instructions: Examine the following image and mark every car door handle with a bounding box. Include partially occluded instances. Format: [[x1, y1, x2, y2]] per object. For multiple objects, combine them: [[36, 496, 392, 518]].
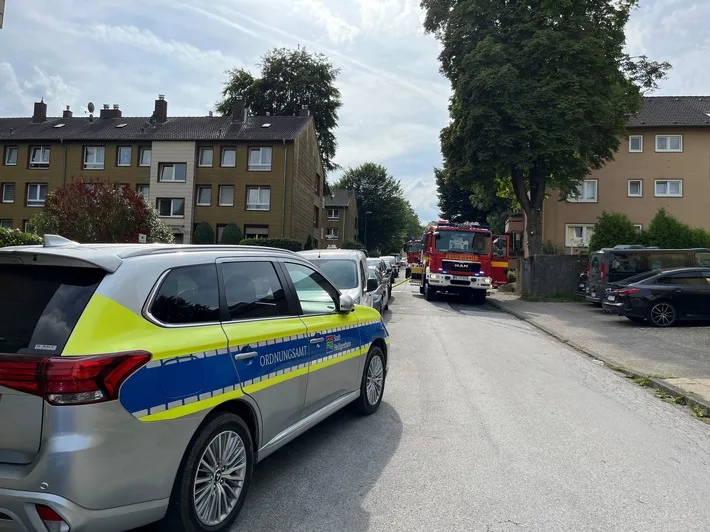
[[675, 289, 683, 293], [234, 351, 258, 361], [310, 337, 324, 345]]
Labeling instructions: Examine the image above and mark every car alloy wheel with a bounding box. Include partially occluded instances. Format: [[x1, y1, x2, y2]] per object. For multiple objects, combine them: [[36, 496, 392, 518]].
[[366, 354, 384, 406], [649, 302, 676, 327], [193, 430, 247, 527]]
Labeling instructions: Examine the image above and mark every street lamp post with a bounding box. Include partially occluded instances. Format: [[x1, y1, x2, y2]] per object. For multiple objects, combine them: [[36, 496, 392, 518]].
[[364, 211, 372, 250]]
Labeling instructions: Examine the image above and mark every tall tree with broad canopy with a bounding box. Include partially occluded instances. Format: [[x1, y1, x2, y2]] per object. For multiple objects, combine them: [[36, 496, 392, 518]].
[[422, 0, 670, 255], [216, 47, 342, 173]]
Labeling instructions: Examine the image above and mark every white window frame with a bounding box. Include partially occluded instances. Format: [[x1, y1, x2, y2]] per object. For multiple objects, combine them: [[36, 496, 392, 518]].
[[326, 227, 339, 241], [654, 179, 683, 198], [198, 147, 214, 167], [327, 208, 339, 220], [627, 179, 643, 198], [156, 198, 185, 218], [137, 184, 150, 200], [655, 135, 683, 153], [83, 146, 106, 170], [564, 224, 595, 248], [4, 147, 18, 166], [628, 135, 643, 153], [634, 224, 643, 232], [244, 226, 269, 239], [196, 186, 212, 206], [2, 183, 15, 204], [567, 179, 598, 203], [139, 147, 152, 167], [218, 185, 234, 207], [159, 163, 187, 183], [117, 146, 132, 167], [246, 186, 271, 211], [29, 146, 50, 168], [26, 183, 48, 207], [0, 220, 12, 229], [221, 147, 236, 168], [248, 147, 272, 171]]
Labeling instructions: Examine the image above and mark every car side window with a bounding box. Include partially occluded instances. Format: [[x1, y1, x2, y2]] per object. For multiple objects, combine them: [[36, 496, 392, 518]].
[[284, 262, 339, 315], [150, 264, 220, 325], [663, 272, 709, 286], [696, 253, 710, 267], [221, 262, 289, 321]]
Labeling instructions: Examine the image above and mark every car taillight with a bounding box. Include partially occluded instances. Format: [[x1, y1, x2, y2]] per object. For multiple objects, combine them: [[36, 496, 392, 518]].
[[600, 262, 607, 280], [618, 288, 641, 296], [36, 505, 70, 532], [0, 351, 151, 406]]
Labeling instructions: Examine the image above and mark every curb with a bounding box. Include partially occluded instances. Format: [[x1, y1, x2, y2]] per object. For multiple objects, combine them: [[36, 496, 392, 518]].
[[487, 298, 710, 418]]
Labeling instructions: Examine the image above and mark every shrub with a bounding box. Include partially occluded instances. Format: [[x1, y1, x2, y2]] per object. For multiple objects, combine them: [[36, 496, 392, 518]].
[[304, 235, 313, 250], [219, 223, 243, 245], [645, 208, 710, 249], [588, 211, 642, 251], [193, 222, 215, 244], [0, 228, 43, 248], [239, 238, 303, 252], [342, 240, 365, 250]]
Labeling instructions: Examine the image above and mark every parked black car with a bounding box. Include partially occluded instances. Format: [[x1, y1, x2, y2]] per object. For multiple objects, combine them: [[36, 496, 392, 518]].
[[602, 267, 710, 327]]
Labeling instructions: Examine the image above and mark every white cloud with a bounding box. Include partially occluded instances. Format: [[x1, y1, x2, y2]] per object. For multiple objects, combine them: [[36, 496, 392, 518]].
[[0, 63, 79, 116], [294, 0, 361, 44]]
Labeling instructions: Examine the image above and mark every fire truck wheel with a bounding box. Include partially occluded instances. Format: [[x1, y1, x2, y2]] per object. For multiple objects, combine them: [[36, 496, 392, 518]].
[[471, 290, 486, 305], [425, 282, 435, 301], [419, 283, 425, 295]]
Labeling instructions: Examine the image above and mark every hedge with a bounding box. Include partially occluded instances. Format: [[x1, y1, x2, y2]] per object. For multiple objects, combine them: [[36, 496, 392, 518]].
[[239, 238, 303, 252], [0, 228, 43, 248]]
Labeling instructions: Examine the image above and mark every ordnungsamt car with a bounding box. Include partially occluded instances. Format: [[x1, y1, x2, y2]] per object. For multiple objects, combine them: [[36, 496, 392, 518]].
[[0, 236, 390, 532]]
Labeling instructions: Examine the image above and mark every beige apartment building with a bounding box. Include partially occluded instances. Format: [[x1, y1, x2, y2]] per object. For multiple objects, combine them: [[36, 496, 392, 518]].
[[324, 188, 358, 246], [0, 96, 328, 246], [541, 96, 710, 250]]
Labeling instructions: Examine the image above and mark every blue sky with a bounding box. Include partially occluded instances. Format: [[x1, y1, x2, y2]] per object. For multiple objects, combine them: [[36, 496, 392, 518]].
[[1, 0, 708, 223]]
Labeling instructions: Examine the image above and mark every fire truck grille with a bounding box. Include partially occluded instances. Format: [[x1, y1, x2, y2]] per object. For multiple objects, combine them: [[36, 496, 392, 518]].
[[442, 260, 481, 273]]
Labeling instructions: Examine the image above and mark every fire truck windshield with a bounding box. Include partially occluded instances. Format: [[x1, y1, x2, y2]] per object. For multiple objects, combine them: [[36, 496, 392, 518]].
[[435, 230, 491, 255], [408, 242, 422, 253]]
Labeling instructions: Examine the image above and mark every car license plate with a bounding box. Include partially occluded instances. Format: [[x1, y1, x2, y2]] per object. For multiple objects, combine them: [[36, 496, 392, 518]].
[[453, 276, 469, 281], [607, 295, 616, 302]]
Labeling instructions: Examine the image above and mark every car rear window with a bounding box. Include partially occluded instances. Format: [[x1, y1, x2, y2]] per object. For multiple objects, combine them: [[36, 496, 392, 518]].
[[0, 264, 105, 355], [696, 252, 710, 267], [308, 259, 359, 290]]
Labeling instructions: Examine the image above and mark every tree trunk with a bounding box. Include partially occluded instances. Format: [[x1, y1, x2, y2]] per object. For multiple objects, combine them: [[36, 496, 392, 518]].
[[525, 208, 544, 256]]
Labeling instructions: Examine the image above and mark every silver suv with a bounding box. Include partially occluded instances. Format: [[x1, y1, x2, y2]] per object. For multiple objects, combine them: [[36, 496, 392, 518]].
[[0, 236, 389, 532]]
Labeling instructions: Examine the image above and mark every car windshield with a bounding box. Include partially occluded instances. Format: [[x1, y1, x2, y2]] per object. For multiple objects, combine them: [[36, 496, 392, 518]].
[[435, 230, 491, 254], [308, 259, 359, 290], [367, 259, 381, 268]]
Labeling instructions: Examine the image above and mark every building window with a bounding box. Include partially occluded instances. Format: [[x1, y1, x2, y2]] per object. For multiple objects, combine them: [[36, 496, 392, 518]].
[[83, 146, 106, 170], [244, 225, 269, 239], [159, 163, 187, 182], [27, 184, 48, 207], [313, 206, 319, 227], [654, 179, 682, 197], [156, 198, 185, 217], [198, 147, 214, 167], [196, 186, 211, 206], [248, 147, 272, 171], [221, 147, 236, 167], [567, 180, 597, 202], [4, 147, 18, 166], [326, 227, 339, 241], [29, 146, 50, 168], [218, 185, 234, 207], [565, 224, 595, 248], [634, 224, 643, 232], [216, 224, 227, 243], [314, 174, 321, 194], [246, 186, 270, 211], [327, 208, 339, 220], [0, 220, 12, 229], [629, 135, 643, 153], [139, 147, 152, 167], [117, 146, 132, 167], [2, 183, 15, 203], [655, 135, 683, 153], [137, 184, 150, 200], [627, 180, 642, 197]]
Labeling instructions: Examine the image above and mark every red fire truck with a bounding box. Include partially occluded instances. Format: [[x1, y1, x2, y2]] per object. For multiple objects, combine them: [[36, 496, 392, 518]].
[[404, 239, 423, 280], [419, 220, 500, 304]]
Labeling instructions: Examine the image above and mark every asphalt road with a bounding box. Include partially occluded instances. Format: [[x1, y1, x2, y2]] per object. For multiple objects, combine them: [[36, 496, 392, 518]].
[[144, 281, 710, 531]]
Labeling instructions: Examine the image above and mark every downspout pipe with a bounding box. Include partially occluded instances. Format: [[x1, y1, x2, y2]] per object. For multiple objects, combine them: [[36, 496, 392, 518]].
[[281, 139, 287, 238], [61, 138, 68, 188]]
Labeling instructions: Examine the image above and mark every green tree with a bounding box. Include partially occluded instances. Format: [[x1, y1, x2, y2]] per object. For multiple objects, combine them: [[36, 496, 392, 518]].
[[220, 223, 243, 245], [193, 222, 215, 245], [0, 227, 43, 248], [217, 48, 342, 173], [645, 208, 710, 249], [588, 212, 642, 251], [334, 163, 421, 253], [435, 166, 483, 223], [304, 234, 314, 250], [422, 0, 670, 255]]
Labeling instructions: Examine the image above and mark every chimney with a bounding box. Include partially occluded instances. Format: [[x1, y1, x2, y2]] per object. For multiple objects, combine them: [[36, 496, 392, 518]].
[[299, 104, 310, 117], [62, 105, 73, 119], [154, 94, 168, 123], [232, 95, 245, 123], [100, 103, 122, 119], [32, 99, 48, 123]]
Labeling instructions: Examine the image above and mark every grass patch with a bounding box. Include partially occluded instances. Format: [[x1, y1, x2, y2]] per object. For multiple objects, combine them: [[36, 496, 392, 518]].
[[633, 376, 653, 387], [690, 403, 710, 418]]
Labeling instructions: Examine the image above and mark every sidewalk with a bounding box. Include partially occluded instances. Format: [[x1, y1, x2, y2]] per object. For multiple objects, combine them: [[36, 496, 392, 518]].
[[488, 292, 710, 412]]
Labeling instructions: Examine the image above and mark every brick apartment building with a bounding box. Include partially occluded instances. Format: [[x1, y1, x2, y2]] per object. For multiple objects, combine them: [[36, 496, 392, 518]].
[[0, 95, 328, 246], [324, 188, 358, 246]]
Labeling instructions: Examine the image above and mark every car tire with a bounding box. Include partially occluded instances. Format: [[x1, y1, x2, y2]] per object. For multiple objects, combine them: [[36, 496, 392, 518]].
[[158, 412, 254, 532], [647, 301, 677, 327], [626, 316, 645, 323], [351, 345, 386, 415]]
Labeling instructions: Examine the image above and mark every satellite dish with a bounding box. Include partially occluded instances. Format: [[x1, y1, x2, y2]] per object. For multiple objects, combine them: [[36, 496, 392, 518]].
[[87, 102, 95, 113]]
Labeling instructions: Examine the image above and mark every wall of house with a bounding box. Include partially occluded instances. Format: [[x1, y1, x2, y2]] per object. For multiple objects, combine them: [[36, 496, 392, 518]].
[[291, 123, 324, 247]]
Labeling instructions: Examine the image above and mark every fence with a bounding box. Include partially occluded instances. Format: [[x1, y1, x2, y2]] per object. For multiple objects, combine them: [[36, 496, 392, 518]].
[[519, 254, 586, 297]]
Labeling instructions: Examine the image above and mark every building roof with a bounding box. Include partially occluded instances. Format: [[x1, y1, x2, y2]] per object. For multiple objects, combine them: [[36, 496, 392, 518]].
[[629, 96, 710, 128], [324, 188, 355, 207], [0, 115, 311, 142]]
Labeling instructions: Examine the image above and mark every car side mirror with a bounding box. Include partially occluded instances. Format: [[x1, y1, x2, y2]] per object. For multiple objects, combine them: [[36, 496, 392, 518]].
[[366, 278, 379, 292], [338, 294, 355, 313]]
